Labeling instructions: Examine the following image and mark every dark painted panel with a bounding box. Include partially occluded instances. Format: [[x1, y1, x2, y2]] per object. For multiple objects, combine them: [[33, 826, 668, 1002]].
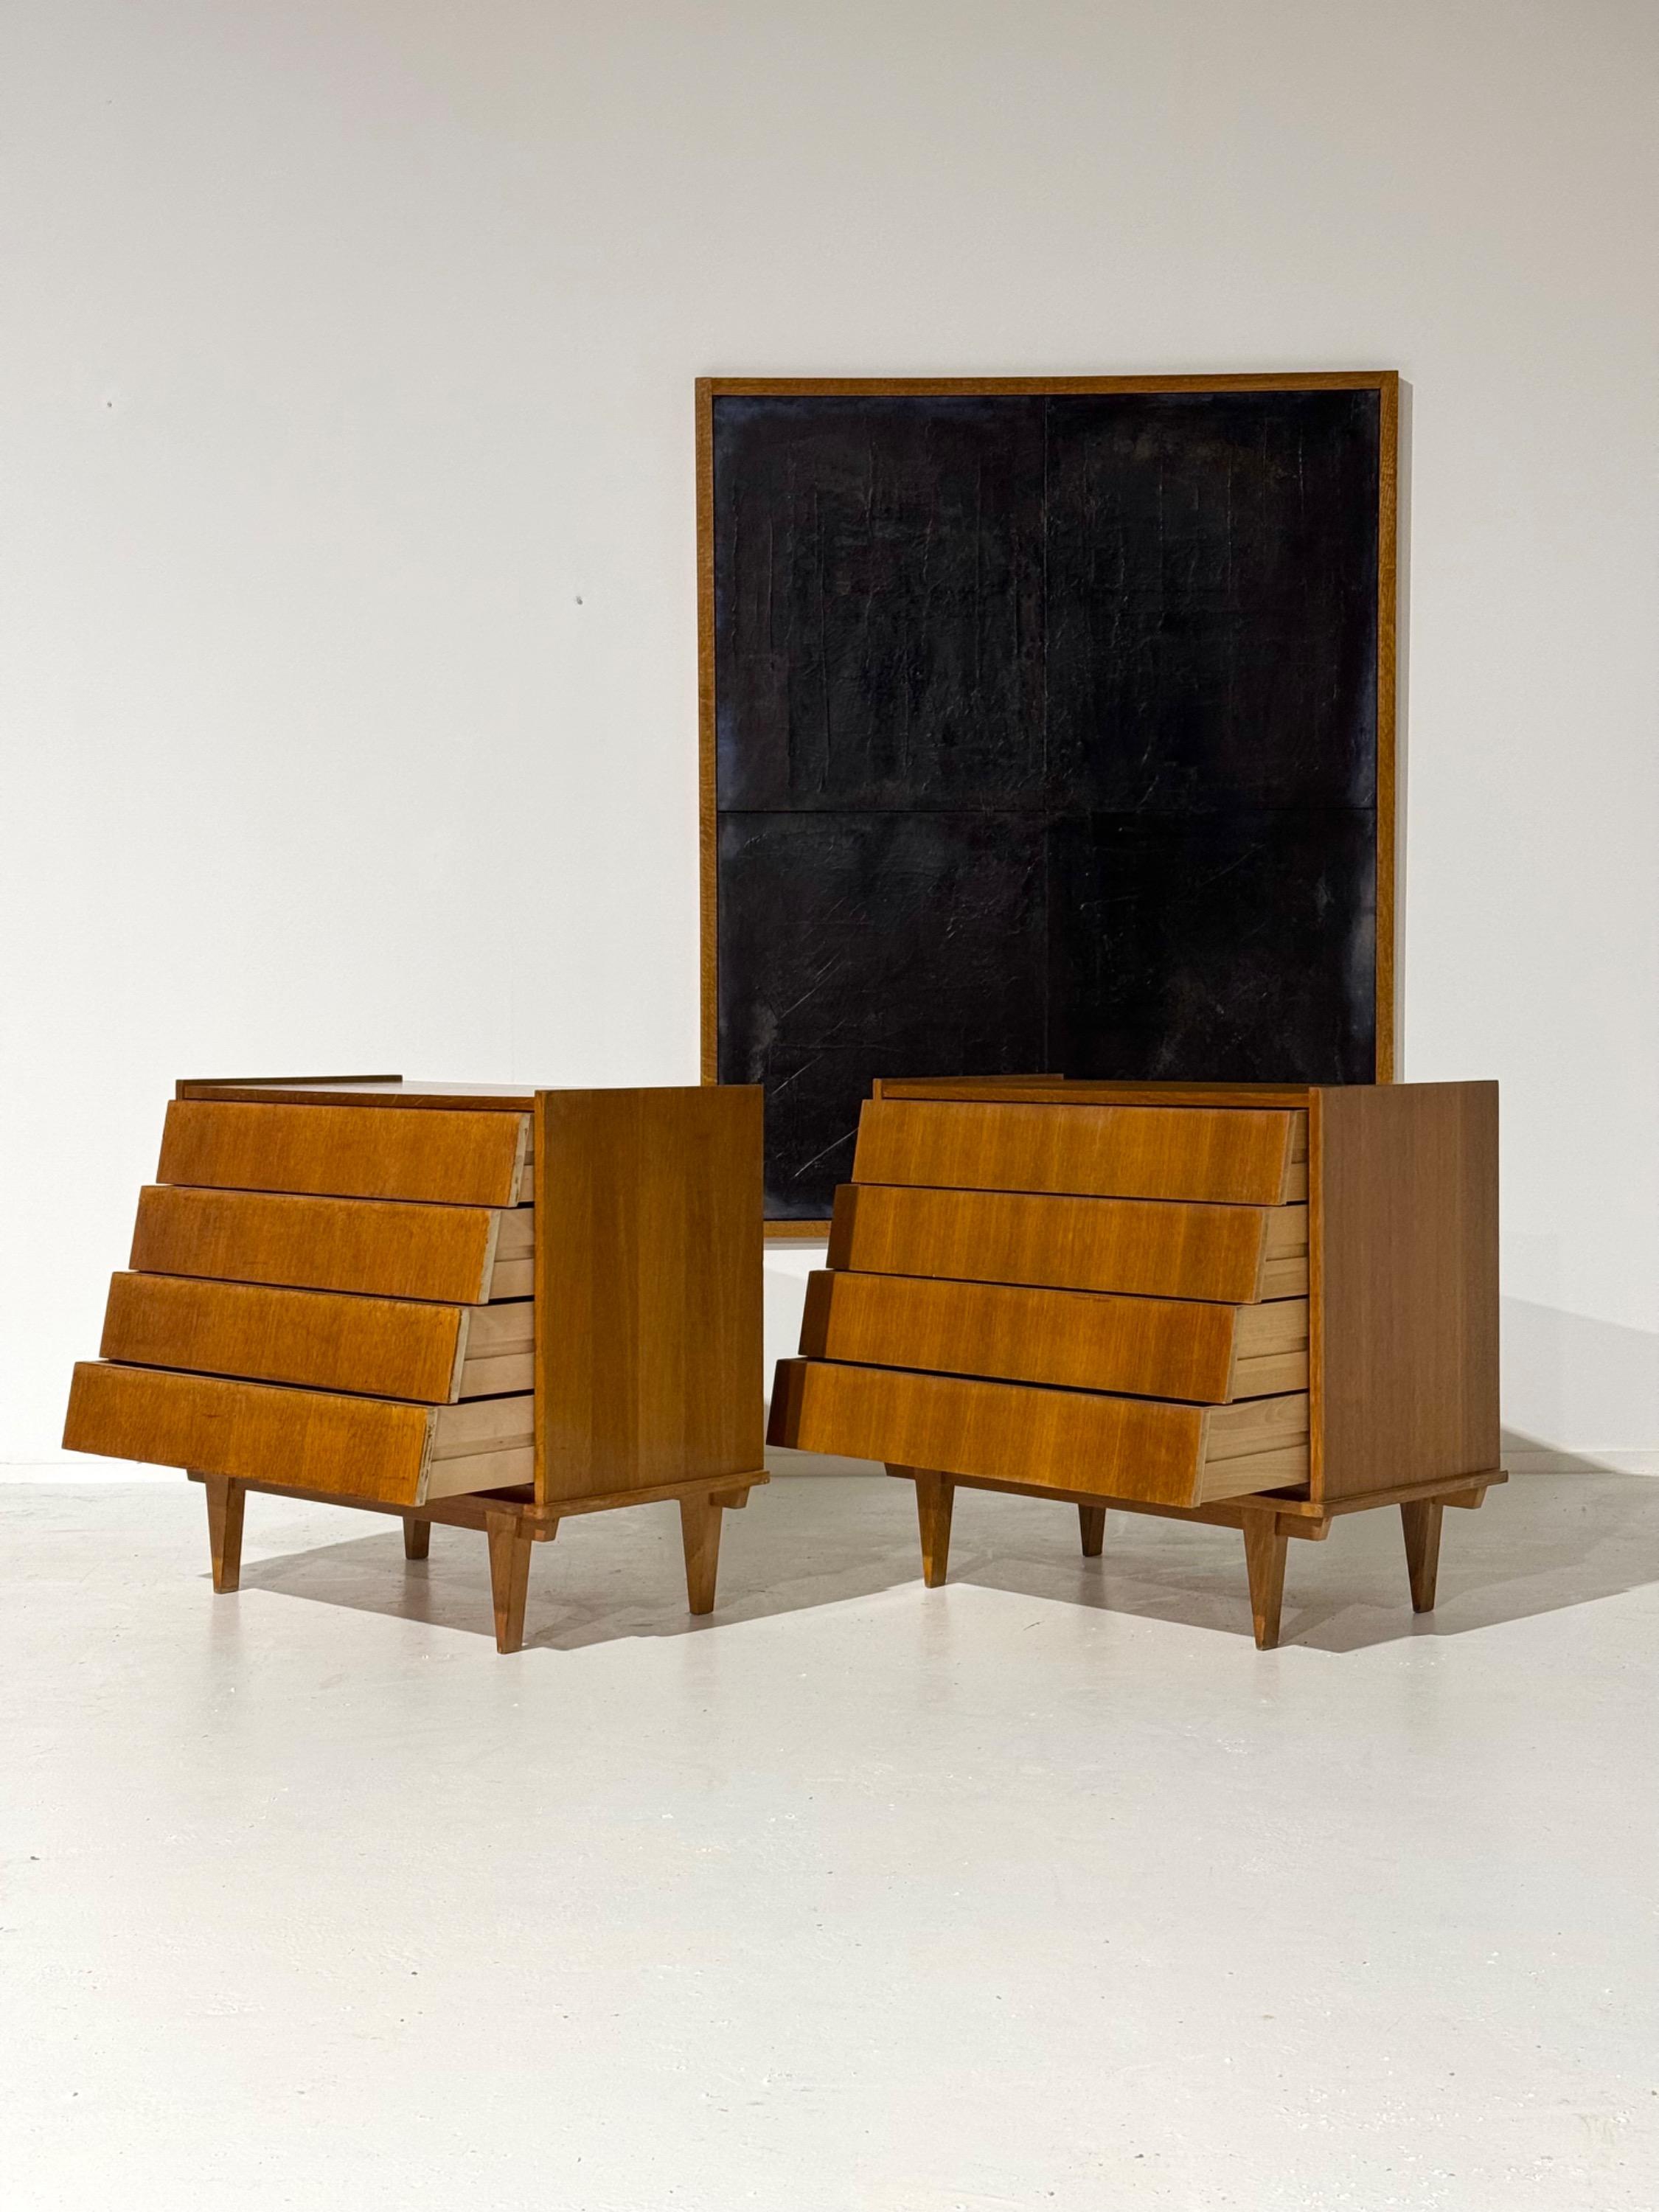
[[1044, 809, 1377, 1085], [717, 811, 1049, 1216], [1043, 392, 1380, 810], [709, 388, 1385, 1217], [713, 397, 1048, 812]]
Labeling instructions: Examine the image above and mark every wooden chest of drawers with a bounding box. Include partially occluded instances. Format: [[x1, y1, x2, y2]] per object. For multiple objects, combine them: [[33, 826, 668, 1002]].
[[769, 1078, 1503, 1646], [65, 1079, 765, 1650]]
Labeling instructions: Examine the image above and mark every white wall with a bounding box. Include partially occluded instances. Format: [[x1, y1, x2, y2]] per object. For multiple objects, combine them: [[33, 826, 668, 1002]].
[[3, 0, 1655, 1464]]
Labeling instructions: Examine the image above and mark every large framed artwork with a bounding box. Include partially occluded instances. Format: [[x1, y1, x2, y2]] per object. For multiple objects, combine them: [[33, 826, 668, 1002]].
[[698, 374, 1398, 1228]]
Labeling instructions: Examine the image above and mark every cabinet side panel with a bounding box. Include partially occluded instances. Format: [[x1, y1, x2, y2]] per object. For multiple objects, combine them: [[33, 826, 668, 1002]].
[[536, 1088, 764, 1503], [1318, 1082, 1499, 1500]]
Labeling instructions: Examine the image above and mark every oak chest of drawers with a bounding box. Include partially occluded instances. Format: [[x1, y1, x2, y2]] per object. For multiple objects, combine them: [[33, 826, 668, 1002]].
[[769, 1077, 1502, 1646], [65, 1077, 765, 1650]]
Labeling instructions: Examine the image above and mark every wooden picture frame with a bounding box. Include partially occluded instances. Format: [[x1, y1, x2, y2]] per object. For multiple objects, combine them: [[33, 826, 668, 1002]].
[[698, 374, 1399, 1234]]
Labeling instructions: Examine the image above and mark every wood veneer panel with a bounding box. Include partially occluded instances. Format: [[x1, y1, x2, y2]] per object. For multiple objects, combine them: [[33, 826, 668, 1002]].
[[1316, 1082, 1500, 1501], [536, 1087, 763, 1503], [802, 1270, 1240, 1401], [178, 1079, 537, 1111], [130, 1186, 501, 1304], [769, 1359, 1307, 1508], [852, 1099, 1304, 1205], [159, 1100, 529, 1206], [827, 1183, 1303, 1304], [873, 1079, 1315, 1110], [63, 1361, 436, 1503], [100, 1273, 465, 1402]]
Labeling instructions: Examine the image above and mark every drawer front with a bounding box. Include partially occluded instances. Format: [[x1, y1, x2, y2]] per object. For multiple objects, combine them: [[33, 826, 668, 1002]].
[[770, 1357, 1310, 1506], [769, 1357, 1209, 1507], [100, 1273, 467, 1403], [852, 1099, 1306, 1205], [130, 1186, 504, 1304], [829, 1183, 1304, 1304], [63, 1361, 437, 1504], [158, 1100, 530, 1207], [801, 1270, 1239, 1401], [159, 1106, 529, 1212]]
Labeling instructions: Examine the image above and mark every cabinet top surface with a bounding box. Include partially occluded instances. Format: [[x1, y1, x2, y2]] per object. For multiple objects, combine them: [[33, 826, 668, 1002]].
[[875, 1079, 1492, 1107], [877, 1079, 1318, 1107], [176, 1077, 537, 1111]]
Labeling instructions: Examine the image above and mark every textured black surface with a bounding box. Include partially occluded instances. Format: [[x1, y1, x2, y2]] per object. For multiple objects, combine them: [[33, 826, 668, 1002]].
[[712, 389, 1383, 1217]]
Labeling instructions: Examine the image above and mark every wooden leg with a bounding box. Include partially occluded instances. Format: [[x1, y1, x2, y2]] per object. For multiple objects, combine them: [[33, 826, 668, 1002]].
[[1242, 1512, 1289, 1649], [486, 1512, 536, 1653], [403, 1517, 431, 1560], [912, 1470, 955, 1587], [709, 1486, 751, 1511], [1078, 1504, 1106, 1558], [1401, 1498, 1445, 1613], [680, 1492, 723, 1615], [203, 1475, 246, 1593]]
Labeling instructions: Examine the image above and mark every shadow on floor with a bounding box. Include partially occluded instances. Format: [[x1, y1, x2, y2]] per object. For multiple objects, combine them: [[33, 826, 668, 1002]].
[[231, 1450, 1659, 1657]]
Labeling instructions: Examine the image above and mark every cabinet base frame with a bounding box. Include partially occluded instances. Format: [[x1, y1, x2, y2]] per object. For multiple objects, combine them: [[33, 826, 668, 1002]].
[[884, 1466, 1506, 1649], [190, 1468, 768, 1652]]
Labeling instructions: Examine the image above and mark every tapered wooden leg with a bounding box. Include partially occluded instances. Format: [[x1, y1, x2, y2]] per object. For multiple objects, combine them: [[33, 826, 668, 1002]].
[[1401, 1499, 1444, 1613], [1242, 1512, 1289, 1649], [203, 1475, 246, 1593], [403, 1517, 431, 1560], [1078, 1504, 1106, 1557], [680, 1493, 723, 1615], [486, 1512, 536, 1653], [911, 1469, 955, 1587]]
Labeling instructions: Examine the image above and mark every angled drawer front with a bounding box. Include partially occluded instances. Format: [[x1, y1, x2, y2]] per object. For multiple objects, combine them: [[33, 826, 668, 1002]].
[[804, 1270, 1234, 1399], [853, 1099, 1307, 1205], [828, 1183, 1307, 1304], [158, 1101, 530, 1207], [801, 1270, 1307, 1402], [64, 1363, 535, 1504], [66, 1362, 438, 1504], [129, 1186, 514, 1304], [99, 1273, 468, 1403], [769, 1359, 1309, 1508]]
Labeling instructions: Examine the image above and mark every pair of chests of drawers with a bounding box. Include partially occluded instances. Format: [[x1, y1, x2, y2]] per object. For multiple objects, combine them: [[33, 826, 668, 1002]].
[[66, 1102, 538, 1503], [782, 1098, 1312, 1508]]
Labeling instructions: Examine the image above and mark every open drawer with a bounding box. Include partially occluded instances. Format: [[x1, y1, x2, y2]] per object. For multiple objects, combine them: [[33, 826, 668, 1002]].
[[768, 1357, 1309, 1507], [63, 1362, 534, 1506]]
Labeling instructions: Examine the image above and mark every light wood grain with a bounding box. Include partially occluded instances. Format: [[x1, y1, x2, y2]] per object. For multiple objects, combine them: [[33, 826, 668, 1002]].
[[853, 1099, 1306, 1205], [535, 1086, 764, 1503], [827, 1183, 1304, 1304], [1242, 1512, 1290, 1648], [129, 1185, 504, 1304], [678, 1492, 723, 1614], [1315, 1082, 1500, 1501], [99, 1272, 466, 1402], [802, 1269, 1291, 1402], [771, 1357, 1307, 1508], [65, 1363, 532, 1505], [66, 1360, 437, 1504], [203, 1475, 246, 1592], [487, 1511, 537, 1652], [1401, 1498, 1444, 1611], [159, 1099, 529, 1206]]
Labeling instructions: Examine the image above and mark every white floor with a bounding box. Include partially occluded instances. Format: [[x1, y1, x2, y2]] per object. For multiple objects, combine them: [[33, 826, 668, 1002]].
[[4, 1465, 1658, 2212]]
